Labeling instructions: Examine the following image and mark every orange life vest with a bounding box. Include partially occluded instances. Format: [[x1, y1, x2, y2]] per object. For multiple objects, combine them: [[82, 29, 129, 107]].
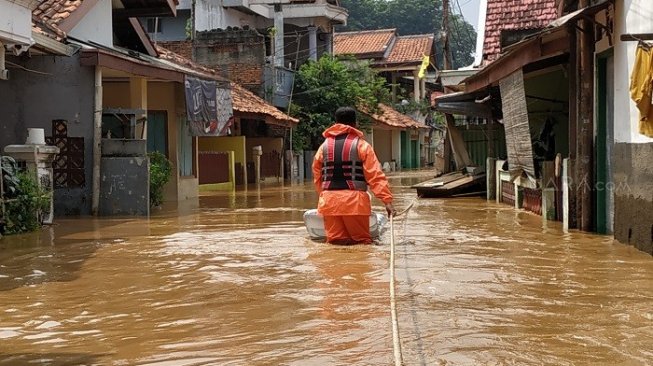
[[321, 134, 368, 191]]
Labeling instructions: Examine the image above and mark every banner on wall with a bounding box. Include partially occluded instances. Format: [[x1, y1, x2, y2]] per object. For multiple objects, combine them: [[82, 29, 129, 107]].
[[184, 76, 234, 136]]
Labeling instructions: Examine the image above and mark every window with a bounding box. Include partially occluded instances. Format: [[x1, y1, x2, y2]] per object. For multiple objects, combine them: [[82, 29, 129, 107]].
[[146, 18, 162, 33]]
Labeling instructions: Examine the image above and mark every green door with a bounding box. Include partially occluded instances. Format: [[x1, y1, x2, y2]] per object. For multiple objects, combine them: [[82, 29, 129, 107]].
[[411, 138, 419, 169], [401, 131, 411, 169], [595, 51, 614, 234], [147, 111, 167, 155]]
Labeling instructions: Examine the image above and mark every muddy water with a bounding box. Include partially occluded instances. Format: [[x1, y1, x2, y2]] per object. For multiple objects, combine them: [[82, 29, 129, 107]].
[[0, 171, 652, 365]]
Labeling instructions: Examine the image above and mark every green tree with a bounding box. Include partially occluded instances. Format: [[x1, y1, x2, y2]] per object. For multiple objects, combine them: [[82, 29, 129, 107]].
[[291, 56, 389, 151], [339, 0, 477, 69]]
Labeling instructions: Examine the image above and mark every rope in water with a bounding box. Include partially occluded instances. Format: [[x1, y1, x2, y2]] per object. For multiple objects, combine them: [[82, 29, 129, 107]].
[[389, 200, 416, 366]]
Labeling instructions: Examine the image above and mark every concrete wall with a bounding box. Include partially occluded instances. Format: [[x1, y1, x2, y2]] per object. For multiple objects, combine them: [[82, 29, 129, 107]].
[[614, 0, 653, 144], [391, 130, 402, 169], [99, 140, 149, 216], [373, 128, 393, 164], [0, 54, 95, 215], [612, 143, 653, 255], [194, 0, 266, 31], [69, 0, 113, 47], [245, 137, 283, 160], [246, 137, 283, 181], [0, 1, 32, 45]]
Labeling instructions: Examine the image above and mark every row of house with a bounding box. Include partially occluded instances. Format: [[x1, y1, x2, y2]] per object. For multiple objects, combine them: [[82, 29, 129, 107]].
[[433, 0, 653, 255], [0, 0, 433, 218], [149, 1, 435, 171]]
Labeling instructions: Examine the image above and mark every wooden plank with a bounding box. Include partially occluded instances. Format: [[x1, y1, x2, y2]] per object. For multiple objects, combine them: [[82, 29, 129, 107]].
[[411, 171, 464, 188], [620, 33, 653, 42]]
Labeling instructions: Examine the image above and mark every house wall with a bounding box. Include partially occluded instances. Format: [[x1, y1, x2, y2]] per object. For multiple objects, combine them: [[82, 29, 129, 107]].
[[103, 81, 198, 202], [614, 0, 653, 144], [391, 130, 402, 169], [0, 1, 33, 45], [69, 0, 113, 47], [611, 0, 653, 255], [612, 143, 653, 255], [143, 10, 191, 42], [194, 0, 266, 31], [245, 137, 283, 161], [193, 29, 266, 91], [373, 128, 393, 164], [0, 54, 95, 215]]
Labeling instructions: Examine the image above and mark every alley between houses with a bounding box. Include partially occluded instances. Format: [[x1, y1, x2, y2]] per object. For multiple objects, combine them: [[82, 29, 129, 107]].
[[0, 171, 652, 365]]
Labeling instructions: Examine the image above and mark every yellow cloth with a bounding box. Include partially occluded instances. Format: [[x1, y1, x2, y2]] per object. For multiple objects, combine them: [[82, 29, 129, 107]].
[[630, 44, 653, 138], [418, 55, 430, 79]]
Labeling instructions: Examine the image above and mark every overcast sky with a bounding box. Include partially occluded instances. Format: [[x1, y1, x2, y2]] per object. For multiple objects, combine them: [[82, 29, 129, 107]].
[[457, 0, 481, 30]]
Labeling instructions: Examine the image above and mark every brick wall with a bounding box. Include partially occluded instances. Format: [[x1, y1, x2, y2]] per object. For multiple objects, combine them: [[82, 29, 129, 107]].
[[158, 40, 193, 60], [193, 29, 267, 93]]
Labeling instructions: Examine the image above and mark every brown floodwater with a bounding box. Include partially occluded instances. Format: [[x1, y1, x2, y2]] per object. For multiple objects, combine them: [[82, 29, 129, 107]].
[[0, 171, 652, 365]]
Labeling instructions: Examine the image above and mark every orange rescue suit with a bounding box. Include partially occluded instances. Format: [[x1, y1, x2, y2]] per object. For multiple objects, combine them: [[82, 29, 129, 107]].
[[312, 124, 393, 243]]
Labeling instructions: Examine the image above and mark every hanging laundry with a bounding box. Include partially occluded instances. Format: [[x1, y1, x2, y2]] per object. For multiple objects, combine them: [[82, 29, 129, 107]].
[[629, 42, 653, 138]]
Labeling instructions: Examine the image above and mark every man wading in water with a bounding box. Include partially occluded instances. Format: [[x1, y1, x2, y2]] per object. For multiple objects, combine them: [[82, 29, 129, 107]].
[[312, 107, 396, 244]]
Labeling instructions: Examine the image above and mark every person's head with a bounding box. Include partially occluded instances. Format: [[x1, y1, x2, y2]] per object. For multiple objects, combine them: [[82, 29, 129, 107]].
[[335, 107, 357, 127]]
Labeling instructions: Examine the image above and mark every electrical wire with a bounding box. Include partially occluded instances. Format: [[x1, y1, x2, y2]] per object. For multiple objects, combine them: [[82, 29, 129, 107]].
[[5, 61, 52, 76]]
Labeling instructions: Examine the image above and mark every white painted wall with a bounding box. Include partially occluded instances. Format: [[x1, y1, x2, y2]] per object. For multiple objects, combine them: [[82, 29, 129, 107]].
[[0, 1, 33, 45], [69, 0, 113, 46], [195, 0, 267, 31], [613, 0, 653, 143], [391, 129, 402, 169]]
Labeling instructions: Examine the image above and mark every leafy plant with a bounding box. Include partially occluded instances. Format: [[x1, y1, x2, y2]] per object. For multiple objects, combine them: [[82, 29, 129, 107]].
[[1, 156, 19, 197], [149, 152, 173, 208], [2, 170, 50, 235], [290, 55, 389, 151]]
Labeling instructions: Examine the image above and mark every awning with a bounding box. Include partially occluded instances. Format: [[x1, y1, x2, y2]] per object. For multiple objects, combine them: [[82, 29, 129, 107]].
[[432, 90, 496, 119], [463, 0, 612, 92], [80, 44, 226, 84]]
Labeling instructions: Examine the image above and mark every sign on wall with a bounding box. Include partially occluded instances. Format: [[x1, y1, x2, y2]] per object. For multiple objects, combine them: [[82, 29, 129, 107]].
[[184, 76, 234, 136]]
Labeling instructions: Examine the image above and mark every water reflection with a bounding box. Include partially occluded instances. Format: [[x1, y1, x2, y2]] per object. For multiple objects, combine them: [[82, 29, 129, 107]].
[[0, 171, 652, 365]]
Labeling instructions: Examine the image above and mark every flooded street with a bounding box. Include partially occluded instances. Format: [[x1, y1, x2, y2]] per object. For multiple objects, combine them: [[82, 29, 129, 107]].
[[1, 171, 652, 365]]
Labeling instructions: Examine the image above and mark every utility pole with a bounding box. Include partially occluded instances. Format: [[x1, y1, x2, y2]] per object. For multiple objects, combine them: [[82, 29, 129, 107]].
[[577, 0, 594, 231], [442, 0, 452, 70]]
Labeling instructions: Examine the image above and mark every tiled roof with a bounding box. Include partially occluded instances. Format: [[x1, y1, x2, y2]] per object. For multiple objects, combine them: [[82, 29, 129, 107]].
[[335, 29, 434, 69], [155, 45, 222, 80], [32, 0, 85, 39], [334, 29, 396, 57], [483, 0, 558, 62], [385, 35, 434, 65], [231, 83, 299, 125], [33, 0, 83, 25], [362, 104, 429, 130]]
